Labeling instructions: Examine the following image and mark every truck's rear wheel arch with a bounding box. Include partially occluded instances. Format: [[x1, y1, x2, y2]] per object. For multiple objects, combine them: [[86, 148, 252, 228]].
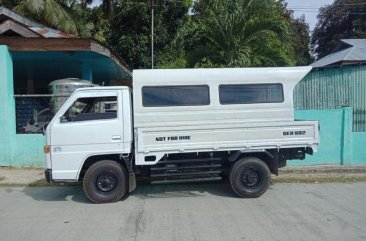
[[78, 154, 128, 181], [229, 156, 271, 198], [228, 150, 279, 175]]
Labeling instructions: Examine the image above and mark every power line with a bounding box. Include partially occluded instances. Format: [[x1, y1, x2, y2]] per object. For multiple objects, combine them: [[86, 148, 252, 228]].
[[290, 3, 366, 8], [288, 3, 366, 12], [292, 10, 366, 14]]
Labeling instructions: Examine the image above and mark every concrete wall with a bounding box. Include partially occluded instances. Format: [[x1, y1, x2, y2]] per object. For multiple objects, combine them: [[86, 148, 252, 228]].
[[290, 108, 366, 166], [11, 134, 45, 167], [0, 46, 45, 167], [0, 46, 16, 165], [352, 133, 366, 164]]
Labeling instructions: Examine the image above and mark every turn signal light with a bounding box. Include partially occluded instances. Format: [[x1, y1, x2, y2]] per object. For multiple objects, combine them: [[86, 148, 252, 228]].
[[44, 145, 50, 154]]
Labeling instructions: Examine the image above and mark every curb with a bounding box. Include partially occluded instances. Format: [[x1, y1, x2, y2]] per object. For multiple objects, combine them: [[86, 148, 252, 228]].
[[279, 165, 366, 174]]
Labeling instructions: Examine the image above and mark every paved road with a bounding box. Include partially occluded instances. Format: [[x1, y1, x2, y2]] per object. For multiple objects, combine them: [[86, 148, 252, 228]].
[[0, 182, 365, 241]]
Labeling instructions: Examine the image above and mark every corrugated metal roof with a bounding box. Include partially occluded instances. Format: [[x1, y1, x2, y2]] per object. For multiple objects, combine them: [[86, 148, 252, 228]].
[[311, 39, 366, 68], [342, 39, 366, 48], [0, 7, 44, 28], [0, 6, 74, 38], [30, 27, 74, 38]]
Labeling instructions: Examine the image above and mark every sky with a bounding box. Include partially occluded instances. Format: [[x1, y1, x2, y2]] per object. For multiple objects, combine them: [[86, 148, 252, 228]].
[[285, 0, 335, 32]]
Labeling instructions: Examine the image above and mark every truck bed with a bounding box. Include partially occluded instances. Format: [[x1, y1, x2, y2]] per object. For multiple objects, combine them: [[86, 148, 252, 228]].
[[134, 120, 319, 165]]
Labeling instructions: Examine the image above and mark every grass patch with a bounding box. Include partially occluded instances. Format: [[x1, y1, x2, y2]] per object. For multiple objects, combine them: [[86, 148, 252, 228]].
[[273, 174, 366, 183], [0, 180, 80, 187]]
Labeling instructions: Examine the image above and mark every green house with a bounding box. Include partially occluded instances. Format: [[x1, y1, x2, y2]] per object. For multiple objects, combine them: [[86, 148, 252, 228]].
[[293, 39, 366, 165], [0, 7, 131, 167]]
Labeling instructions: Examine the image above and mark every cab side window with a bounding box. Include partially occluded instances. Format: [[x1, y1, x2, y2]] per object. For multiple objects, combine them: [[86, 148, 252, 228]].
[[62, 96, 117, 122]]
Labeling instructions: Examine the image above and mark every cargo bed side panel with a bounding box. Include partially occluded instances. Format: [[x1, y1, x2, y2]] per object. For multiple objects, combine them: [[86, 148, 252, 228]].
[[135, 121, 319, 165]]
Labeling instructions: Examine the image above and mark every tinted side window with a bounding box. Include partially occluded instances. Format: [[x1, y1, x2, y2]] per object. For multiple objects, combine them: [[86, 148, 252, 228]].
[[219, 84, 284, 104], [62, 96, 117, 122], [142, 86, 210, 107]]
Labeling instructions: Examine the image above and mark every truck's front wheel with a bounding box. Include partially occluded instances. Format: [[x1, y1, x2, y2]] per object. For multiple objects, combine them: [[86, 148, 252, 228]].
[[229, 157, 271, 198], [83, 160, 128, 203]]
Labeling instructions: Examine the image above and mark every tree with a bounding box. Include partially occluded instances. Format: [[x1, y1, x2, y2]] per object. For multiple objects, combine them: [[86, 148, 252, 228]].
[[288, 15, 313, 65], [85, 6, 110, 42], [1, 0, 105, 38], [312, 0, 366, 58], [0, 0, 21, 9], [176, 0, 296, 68], [107, 0, 191, 69], [80, 0, 114, 17], [13, 0, 80, 35], [280, 2, 313, 66]]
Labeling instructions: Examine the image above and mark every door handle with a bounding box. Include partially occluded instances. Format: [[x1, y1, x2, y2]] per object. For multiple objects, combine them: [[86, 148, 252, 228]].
[[111, 135, 121, 141]]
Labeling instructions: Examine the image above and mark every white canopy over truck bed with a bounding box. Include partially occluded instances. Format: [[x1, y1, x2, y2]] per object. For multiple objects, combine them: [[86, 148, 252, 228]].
[[132, 67, 318, 165]]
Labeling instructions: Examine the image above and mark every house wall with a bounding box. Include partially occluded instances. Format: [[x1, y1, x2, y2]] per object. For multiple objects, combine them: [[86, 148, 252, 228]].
[[294, 64, 366, 131], [0, 45, 15, 165], [289, 108, 365, 166], [0, 46, 45, 167], [352, 133, 366, 164]]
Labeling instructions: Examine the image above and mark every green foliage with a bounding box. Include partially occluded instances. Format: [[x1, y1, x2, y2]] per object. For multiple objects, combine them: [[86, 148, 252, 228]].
[[107, 0, 191, 69], [85, 6, 110, 42], [312, 0, 366, 58], [156, 49, 187, 69], [2, 0, 313, 69], [80, 0, 114, 17], [280, 1, 313, 65], [3, 0, 107, 39], [289, 15, 314, 65], [177, 0, 296, 68], [0, 0, 22, 8], [14, 0, 79, 35]]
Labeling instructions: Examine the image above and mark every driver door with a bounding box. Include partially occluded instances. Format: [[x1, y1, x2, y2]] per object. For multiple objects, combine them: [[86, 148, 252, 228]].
[[50, 90, 124, 180]]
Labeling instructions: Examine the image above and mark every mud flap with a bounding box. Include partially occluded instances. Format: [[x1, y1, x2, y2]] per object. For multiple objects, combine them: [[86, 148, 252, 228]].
[[129, 172, 136, 192]]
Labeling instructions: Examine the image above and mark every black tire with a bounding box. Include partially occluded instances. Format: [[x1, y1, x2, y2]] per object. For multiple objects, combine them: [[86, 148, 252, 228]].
[[83, 160, 128, 204], [229, 157, 271, 198]]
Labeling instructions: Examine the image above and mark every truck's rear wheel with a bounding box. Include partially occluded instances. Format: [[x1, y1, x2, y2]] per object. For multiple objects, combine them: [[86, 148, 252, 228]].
[[229, 157, 270, 198], [83, 160, 128, 203]]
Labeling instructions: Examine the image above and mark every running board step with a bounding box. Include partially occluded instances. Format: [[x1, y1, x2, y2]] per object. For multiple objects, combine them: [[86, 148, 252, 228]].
[[157, 157, 222, 164], [150, 164, 222, 171], [151, 170, 222, 178], [151, 176, 222, 184]]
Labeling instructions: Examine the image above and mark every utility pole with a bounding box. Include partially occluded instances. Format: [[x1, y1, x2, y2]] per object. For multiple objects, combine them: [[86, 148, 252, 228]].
[[150, 0, 155, 69]]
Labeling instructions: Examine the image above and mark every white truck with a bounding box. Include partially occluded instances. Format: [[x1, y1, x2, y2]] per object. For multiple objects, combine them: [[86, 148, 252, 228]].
[[44, 67, 319, 203]]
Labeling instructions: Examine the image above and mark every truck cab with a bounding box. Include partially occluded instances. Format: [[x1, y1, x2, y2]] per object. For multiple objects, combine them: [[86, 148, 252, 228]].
[[45, 87, 133, 181]]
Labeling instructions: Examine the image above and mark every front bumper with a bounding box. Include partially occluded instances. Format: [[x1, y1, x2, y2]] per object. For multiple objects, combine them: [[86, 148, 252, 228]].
[[44, 169, 53, 183]]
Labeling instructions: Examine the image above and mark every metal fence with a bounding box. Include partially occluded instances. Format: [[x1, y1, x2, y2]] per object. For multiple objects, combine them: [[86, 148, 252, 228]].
[[354, 109, 366, 132], [14, 94, 69, 134]]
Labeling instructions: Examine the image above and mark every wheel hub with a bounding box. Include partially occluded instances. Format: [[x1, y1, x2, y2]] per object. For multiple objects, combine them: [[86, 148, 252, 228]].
[[96, 172, 117, 192], [242, 169, 260, 187]]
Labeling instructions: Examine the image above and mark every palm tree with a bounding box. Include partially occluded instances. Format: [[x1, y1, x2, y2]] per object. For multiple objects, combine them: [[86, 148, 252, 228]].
[[13, 0, 80, 35], [181, 0, 294, 67], [11, 0, 96, 37]]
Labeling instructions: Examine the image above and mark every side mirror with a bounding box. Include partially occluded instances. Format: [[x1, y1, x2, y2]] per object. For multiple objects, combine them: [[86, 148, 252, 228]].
[[42, 125, 47, 135], [60, 116, 68, 123]]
